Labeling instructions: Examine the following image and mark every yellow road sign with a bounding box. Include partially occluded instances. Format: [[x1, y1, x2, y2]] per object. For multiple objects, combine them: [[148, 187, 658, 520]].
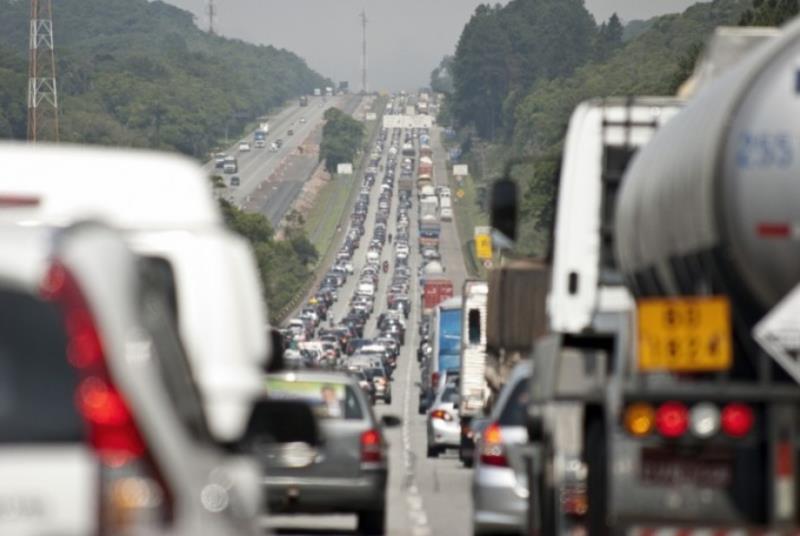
[[474, 233, 492, 260], [637, 296, 732, 372], [456, 189, 465, 199]]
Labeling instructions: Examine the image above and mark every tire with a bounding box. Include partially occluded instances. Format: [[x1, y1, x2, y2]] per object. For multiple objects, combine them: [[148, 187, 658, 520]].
[[357, 509, 385, 535], [427, 444, 440, 458], [385, 396, 392, 405]]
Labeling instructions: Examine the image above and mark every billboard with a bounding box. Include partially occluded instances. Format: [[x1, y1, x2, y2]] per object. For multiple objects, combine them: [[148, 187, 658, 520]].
[[337, 163, 353, 175], [382, 114, 433, 129], [453, 164, 469, 177]]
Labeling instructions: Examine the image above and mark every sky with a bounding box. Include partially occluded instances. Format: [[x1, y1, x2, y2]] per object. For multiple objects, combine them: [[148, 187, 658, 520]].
[[164, 0, 709, 90]]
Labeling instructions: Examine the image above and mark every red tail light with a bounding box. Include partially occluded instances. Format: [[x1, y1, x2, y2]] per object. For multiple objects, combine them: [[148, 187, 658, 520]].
[[721, 403, 754, 438], [430, 409, 453, 422], [479, 423, 508, 467], [360, 429, 383, 464], [655, 401, 689, 438], [431, 371, 440, 389], [42, 262, 173, 527]]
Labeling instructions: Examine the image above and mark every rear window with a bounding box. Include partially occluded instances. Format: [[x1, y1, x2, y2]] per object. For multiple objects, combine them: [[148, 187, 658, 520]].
[[440, 386, 459, 404], [498, 377, 530, 427], [267, 379, 364, 420], [0, 289, 84, 442]]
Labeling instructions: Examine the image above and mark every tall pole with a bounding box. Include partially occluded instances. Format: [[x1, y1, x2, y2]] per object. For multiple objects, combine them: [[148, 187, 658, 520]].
[[207, 0, 216, 35], [27, 0, 59, 143], [361, 9, 367, 94]]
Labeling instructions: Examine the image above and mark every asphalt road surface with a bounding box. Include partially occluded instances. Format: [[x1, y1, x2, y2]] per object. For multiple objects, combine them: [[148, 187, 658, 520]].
[[266, 124, 472, 535]]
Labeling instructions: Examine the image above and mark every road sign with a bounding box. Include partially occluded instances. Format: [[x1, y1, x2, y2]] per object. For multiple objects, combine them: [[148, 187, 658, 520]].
[[637, 296, 732, 372], [483, 259, 493, 269], [365, 112, 377, 121], [337, 163, 353, 175], [453, 164, 469, 177], [456, 189, 465, 199], [474, 226, 493, 260]]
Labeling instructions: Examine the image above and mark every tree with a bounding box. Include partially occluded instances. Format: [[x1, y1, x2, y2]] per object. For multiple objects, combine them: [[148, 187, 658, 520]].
[[320, 107, 364, 173], [740, 0, 799, 25]]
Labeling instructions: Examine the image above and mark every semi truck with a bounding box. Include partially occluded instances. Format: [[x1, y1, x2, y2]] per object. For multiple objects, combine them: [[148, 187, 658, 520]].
[[517, 24, 800, 535], [422, 278, 454, 313], [254, 129, 267, 148], [299, 95, 309, 107], [458, 280, 489, 466], [419, 216, 440, 249], [420, 296, 462, 413]]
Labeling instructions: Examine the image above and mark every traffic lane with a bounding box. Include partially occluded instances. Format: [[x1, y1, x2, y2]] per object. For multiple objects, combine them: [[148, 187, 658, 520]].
[[231, 97, 342, 204], [431, 126, 468, 289], [249, 153, 321, 225]]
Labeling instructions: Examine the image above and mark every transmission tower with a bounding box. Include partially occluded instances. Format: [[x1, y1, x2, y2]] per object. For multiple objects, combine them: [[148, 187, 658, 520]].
[[207, 0, 216, 35], [27, 0, 59, 143], [360, 9, 367, 94]]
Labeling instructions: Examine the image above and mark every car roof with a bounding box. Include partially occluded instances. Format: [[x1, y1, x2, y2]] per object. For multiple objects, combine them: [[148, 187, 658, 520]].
[[267, 370, 357, 385], [0, 143, 221, 230], [0, 225, 52, 290]]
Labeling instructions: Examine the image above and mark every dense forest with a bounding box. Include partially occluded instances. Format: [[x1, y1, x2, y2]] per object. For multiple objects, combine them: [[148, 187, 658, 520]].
[[437, 0, 795, 257], [0, 0, 329, 157]]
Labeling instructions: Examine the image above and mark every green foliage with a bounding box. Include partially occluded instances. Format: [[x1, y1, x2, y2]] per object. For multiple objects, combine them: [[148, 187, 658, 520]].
[[430, 55, 455, 94], [740, 0, 799, 25], [450, 0, 596, 138], [320, 107, 364, 173], [220, 200, 317, 318], [0, 0, 329, 156]]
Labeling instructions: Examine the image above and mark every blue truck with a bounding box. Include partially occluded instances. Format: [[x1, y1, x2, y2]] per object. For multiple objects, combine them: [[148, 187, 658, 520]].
[[420, 296, 462, 412]]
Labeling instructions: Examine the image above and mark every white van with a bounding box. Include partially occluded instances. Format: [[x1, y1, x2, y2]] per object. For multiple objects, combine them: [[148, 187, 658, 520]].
[[0, 143, 269, 444], [358, 282, 376, 297], [440, 207, 454, 221]]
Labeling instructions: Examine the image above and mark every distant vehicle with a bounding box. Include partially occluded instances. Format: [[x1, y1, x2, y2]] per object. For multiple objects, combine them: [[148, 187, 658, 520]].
[[314, 87, 322, 96], [255, 370, 399, 534], [458, 280, 489, 466], [275, 138, 283, 148], [287, 129, 294, 136], [440, 207, 453, 221], [223, 155, 238, 174], [270, 142, 278, 152], [325, 86, 334, 96], [214, 152, 226, 168], [259, 121, 270, 134], [299, 95, 309, 106], [230, 175, 240, 187], [239, 141, 251, 152], [300, 117, 307, 123], [254, 129, 267, 148], [420, 296, 461, 412]]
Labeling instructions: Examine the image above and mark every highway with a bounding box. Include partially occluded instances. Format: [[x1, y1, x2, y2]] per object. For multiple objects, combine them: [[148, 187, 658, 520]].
[[206, 95, 361, 225], [266, 124, 473, 535]]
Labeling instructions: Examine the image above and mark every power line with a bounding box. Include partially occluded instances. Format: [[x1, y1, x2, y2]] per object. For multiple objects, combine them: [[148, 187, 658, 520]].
[[27, 0, 59, 143]]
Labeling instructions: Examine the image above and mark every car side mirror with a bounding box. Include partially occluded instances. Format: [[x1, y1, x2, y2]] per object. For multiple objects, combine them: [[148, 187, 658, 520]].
[[381, 415, 402, 428], [241, 398, 321, 447], [265, 327, 285, 373], [491, 177, 518, 242]]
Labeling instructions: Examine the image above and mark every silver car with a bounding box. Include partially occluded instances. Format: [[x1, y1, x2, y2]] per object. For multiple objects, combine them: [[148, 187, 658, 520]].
[[0, 223, 260, 536], [472, 360, 532, 535], [426, 376, 461, 457], [254, 370, 400, 534]]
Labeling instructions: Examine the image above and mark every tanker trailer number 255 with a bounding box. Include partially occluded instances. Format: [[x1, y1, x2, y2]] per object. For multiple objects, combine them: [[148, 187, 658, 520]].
[[736, 132, 794, 169]]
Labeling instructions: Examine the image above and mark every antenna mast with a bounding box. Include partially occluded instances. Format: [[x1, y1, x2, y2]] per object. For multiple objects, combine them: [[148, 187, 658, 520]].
[[27, 0, 59, 143], [361, 9, 367, 94], [207, 0, 216, 35]]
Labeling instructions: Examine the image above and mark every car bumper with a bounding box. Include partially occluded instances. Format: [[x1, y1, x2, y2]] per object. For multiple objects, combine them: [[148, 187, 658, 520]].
[[472, 466, 527, 534], [264, 472, 387, 513], [429, 419, 460, 447]]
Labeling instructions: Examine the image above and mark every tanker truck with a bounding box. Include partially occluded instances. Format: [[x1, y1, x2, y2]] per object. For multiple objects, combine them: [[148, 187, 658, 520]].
[[518, 25, 800, 535]]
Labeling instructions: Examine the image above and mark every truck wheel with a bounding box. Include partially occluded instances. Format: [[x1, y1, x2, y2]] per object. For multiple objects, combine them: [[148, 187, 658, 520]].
[[386, 396, 392, 405], [427, 445, 440, 458], [357, 509, 385, 535], [586, 416, 608, 536]]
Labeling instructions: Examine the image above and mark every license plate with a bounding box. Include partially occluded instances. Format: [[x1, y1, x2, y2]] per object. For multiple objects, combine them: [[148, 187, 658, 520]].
[[637, 296, 732, 372], [641, 449, 732, 488]]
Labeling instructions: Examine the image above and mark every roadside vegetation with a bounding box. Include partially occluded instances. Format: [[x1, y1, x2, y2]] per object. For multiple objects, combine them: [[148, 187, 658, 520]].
[[319, 107, 365, 172], [220, 199, 318, 320], [0, 0, 329, 157], [436, 0, 795, 258]]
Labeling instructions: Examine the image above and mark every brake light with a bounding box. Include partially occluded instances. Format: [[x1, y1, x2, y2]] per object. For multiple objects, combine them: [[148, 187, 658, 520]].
[[655, 401, 689, 438], [431, 371, 440, 389], [721, 403, 754, 438], [430, 409, 453, 422], [360, 429, 382, 464], [42, 262, 173, 528], [479, 423, 508, 467]]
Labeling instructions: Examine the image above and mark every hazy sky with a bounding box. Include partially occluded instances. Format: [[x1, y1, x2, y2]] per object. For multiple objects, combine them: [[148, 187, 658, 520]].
[[164, 1, 708, 90]]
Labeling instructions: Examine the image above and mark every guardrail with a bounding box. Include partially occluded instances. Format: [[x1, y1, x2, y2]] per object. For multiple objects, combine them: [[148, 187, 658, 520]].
[[272, 95, 387, 325]]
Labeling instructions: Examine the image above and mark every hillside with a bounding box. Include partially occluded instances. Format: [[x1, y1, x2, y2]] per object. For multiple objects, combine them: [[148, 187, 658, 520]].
[[0, 0, 329, 156]]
